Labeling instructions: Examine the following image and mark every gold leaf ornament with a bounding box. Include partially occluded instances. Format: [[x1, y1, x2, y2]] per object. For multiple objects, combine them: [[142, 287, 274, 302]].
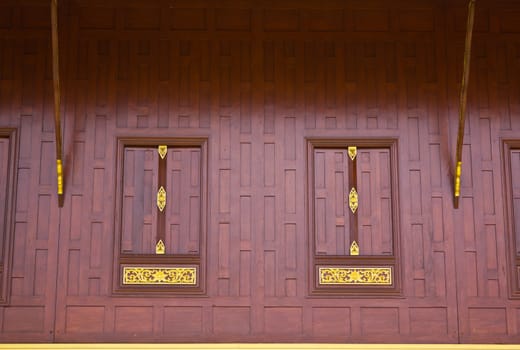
[[349, 187, 358, 213], [350, 240, 359, 256], [156, 239, 165, 254], [348, 146, 357, 161], [319, 267, 392, 285], [157, 186, 166, 211], [158, 145, 167, 159], [123, 267, 197, 285]]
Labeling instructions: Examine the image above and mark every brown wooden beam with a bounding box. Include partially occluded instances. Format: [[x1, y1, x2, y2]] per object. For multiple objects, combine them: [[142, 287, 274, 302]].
[[454, 0, 476, 209], [348, 146, 359, 256], [51, 0, 64, 207], [156, 145, 167, 254]]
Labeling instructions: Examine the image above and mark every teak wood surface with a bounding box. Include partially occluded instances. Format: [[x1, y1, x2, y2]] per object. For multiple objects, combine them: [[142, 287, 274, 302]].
[[0, 0, 520, 344]]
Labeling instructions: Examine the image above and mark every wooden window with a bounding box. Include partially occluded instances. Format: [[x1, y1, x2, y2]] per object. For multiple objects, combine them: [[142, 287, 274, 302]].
[[503, 140, 520, 297], [307, 139, 400, 296], [0, 129, 16, 303], [114, 138, 207, 295]]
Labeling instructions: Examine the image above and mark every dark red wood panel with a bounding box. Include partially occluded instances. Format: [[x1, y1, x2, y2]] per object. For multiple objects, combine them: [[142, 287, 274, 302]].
[[446, 2, 520, 342], [166, 148, 201, 254], [0, 132, 13, 304], [314, 149, 350, 255], [121, 147, 158, 254], [0, 22, 59, 338], [358, 148, 392, 256], [0, 137, 8, 259], [511, 150, 520, 255], [0, 0, 519, 344]]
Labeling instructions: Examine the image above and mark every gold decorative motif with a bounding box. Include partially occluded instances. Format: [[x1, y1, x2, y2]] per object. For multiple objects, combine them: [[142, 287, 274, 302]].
[[56, 159, 63, 195], [348, 146, 357, 161], [158, 145, 167, 159], [349, 187, 358, 213], [454, 161, 462, 197], [123, 267, 197, 285], [319, 267, 392, 285], [350, 241, 359, 256], [156, 239, 165, 254], [157, 186, 166, 211]]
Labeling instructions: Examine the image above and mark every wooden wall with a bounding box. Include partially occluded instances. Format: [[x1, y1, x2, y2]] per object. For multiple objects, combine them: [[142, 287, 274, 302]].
[[0, 0, 520, 343]]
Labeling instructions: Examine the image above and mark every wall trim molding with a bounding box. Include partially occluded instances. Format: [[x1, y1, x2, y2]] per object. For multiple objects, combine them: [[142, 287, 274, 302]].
[[0, 345, 519, 350]]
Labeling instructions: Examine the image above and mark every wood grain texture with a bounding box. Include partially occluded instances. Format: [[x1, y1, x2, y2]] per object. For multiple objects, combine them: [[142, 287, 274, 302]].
[[0, 0, 519, 343], [0, 137, 9, 261], [0, 130, 16, 304]]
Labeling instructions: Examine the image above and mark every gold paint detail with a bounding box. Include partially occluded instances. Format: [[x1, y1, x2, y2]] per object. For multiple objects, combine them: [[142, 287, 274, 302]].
[[158, 145, 167, 159], [123, 267, 197, 285], [157, 186, 166, 212], [350, 241, 359, 256], [155, 239, 165, 255], [56, 159, 63, 195], [319, 267, 392, 285], [348, 146, 357, 161], [454, 161, 462, 197], [349, 187, 358, 213]]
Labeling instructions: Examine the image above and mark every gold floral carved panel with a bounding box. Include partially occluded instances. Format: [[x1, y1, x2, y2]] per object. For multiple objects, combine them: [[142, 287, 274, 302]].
[[318, 267, 392, 285], [123, 267, 197, 285]]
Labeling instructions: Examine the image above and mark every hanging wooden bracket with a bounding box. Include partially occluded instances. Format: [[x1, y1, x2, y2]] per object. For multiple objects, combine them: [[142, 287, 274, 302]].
[[51, 0, 64, 207], [454, 0, 476, 209]]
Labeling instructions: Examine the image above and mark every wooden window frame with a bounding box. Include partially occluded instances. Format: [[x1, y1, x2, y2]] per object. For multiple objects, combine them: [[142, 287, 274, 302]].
[[306, 138, 401, 296], [112, 137, 208, 296], [0, 128, 17, 304], [502, 139, 520, 298]]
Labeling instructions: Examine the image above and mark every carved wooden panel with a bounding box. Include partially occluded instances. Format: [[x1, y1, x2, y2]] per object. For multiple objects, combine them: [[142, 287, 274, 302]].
[[120, 144, 203, 256], [313, 146, 394, 257], [114, 138, 206, 294], [309, 140, 399, 296]]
